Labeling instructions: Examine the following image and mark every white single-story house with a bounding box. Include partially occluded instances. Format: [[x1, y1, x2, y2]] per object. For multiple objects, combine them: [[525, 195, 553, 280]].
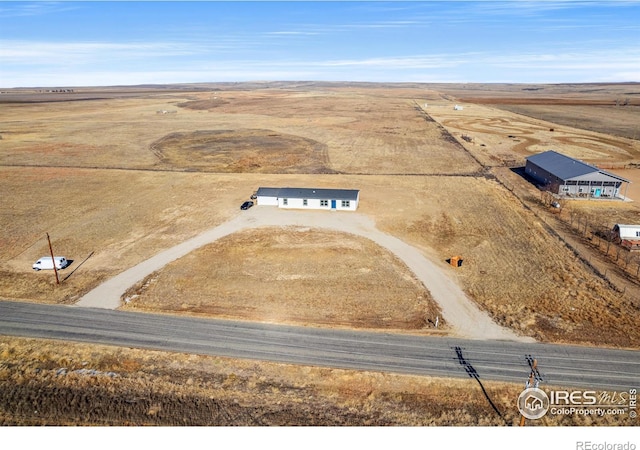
[[525, 150, 630, 199], [256, 187, 359, 211]]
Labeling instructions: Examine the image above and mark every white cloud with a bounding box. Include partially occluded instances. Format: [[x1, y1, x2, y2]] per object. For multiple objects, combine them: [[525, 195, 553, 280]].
[[310, 55, 464, 69], [0, 1, 78, 18], [0, 40, 198, 65], [1, 38, 638, 87], [266, 31, 320, 36], [488, 48, 640, 71]]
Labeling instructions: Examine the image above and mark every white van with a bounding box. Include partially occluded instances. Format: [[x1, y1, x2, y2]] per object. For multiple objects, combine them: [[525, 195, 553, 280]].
[[32, 256, 68, 271]]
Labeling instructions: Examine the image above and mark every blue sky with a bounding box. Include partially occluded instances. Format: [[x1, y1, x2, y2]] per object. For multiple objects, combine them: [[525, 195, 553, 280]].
[[1, 1, 639, 87]]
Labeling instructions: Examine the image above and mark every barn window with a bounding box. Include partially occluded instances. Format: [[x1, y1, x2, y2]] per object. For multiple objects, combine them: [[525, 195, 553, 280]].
[[341, 200, 350, 208], [283, 198, 288, 206], [320, 200, 328, 207], [303, 199, 308, 206], [636, 231, 640, 237]]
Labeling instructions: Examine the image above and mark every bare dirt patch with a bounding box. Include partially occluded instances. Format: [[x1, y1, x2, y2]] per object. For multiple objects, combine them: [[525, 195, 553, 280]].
[[151, 129, 334, 173], [177, 97, 229, 110], [123, 227, 441, 332]]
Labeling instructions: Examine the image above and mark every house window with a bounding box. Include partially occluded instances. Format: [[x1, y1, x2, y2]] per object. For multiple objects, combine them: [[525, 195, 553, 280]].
[[341, 200, 350, 208], [303, 199, 308, 206], [320, 200, 328, 207], [283, 198, 288, 206], [636, 231, 640, 237]]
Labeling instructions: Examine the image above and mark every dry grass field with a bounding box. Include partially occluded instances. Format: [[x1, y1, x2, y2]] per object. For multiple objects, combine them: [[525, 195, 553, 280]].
[[1, 336, 631, 426], [124, 227, 442, 331], [435, 82, 640, 141], [1, 82, 640, 425], [422, 87, 640, 168], [0, 168, 252, 304]]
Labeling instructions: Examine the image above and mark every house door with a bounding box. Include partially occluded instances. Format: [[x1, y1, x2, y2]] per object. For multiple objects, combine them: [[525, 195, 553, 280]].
[[331, 199, 336, 209], [594, 188, 601, 197]]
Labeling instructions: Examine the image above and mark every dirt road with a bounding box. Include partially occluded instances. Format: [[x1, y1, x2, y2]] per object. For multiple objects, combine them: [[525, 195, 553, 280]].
[[75, 206, 532, 342]]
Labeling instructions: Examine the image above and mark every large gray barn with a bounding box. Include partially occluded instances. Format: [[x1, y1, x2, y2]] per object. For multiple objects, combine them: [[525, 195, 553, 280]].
[[525, 150, 630, 199]]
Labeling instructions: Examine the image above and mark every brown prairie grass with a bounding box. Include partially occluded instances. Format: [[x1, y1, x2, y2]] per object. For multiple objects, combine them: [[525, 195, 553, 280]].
[[1, 171, 638, 345], [2, 85, 640, 428], [433, 82, 640, 141], [123, 227, 442, 332], [373, 176, 640, 347], [483, 104, 640, 142], [1, 336, 632, 426], [1, 85, 639, 347]]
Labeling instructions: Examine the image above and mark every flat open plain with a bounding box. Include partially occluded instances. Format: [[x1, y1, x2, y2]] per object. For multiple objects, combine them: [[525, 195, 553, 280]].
[[1, 82, 639, 425]]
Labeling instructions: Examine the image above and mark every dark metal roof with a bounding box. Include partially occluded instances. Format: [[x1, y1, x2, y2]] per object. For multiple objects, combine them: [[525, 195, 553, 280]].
[[526, 150, 629, 182], [256, 187, 359, 201], [255, 187, 281, 197]]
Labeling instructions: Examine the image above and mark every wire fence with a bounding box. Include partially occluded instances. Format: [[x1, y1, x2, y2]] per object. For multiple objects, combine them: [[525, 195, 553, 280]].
[[547, 199, 640, 283], [569, 217, 640, 279], [493, 170, 640, 296]]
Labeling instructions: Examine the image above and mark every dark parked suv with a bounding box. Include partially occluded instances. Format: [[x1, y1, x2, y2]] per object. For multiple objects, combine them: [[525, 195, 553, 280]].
[[241, 201, 254, 210]]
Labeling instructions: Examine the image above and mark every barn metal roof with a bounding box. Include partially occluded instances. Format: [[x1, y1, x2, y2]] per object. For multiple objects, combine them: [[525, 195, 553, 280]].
[[526, 150, 629, 182], [256, 187, 359, 201]]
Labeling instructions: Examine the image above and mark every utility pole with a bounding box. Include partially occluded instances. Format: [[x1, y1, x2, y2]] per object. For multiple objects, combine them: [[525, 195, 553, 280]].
[[519, 355, 543, 426], [46, 232, 60, 285]]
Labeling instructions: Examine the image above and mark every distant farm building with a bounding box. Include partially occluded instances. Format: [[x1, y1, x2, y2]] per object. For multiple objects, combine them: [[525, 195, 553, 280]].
[[525, 150, 630, 199], [453, 105, 464, 111], [256, 187, 359, 211], [612, 224, 640, 251]]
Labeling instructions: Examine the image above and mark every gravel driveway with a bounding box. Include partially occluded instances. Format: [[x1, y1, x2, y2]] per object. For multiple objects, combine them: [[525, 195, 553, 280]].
[[75, 206, 533, 342]]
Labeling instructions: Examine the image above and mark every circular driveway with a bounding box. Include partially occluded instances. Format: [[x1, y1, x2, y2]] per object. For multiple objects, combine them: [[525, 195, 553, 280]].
[[75, 206, 533, 342]]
